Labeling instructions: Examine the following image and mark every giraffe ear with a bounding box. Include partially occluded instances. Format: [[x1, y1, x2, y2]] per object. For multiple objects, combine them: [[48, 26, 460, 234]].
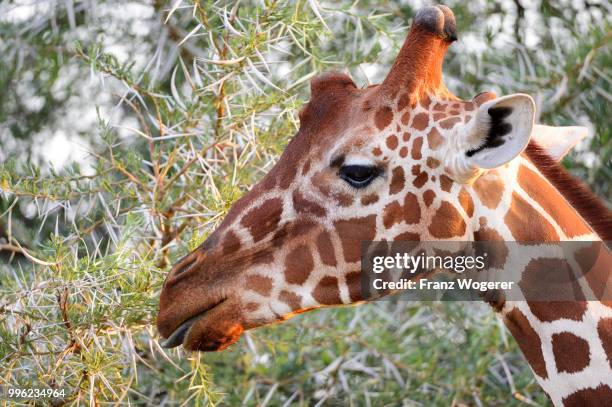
[[463, 94, 535, 169], [531, 124, 588, 161]]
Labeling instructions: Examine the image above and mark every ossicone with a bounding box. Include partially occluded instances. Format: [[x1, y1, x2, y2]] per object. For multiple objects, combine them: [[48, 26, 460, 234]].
[[381, 5, 458, 98]]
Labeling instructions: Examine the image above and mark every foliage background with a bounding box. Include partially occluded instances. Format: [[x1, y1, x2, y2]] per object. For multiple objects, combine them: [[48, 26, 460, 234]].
[[0, 0, 610, 405]]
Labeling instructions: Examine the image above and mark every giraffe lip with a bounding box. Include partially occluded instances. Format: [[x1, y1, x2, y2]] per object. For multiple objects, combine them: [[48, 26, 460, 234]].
[[160, 299, 226, 349], [160, 314, 201, 349]]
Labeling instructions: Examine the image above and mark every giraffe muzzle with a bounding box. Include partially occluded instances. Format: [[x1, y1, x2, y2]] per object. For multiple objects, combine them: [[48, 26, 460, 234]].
[[160, 313, 202, 349], [159, 297, 228, 349], [158, 292, 249, 351]]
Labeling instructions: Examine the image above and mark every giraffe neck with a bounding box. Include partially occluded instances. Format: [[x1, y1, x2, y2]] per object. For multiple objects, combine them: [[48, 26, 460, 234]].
[[471, 155, 595, 242], [469, 156, 612, 405]]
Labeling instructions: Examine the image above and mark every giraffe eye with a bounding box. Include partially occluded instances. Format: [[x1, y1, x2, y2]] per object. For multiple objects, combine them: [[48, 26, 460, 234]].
[[339, 165, 380, 188]]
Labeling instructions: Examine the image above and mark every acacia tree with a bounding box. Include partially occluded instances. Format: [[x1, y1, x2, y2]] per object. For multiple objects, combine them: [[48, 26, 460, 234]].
[[0, 1, 609, 405]]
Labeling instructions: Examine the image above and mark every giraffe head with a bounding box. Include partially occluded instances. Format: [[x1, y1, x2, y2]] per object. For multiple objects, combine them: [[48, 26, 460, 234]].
[[157, 5, 539, 351]]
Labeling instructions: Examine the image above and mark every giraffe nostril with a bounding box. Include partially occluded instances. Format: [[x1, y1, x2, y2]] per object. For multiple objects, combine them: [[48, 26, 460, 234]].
[[172, 253, 200, 277]]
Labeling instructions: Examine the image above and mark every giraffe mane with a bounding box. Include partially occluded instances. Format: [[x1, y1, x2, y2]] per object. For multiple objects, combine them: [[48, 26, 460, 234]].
[[524, 140, 612, 241]]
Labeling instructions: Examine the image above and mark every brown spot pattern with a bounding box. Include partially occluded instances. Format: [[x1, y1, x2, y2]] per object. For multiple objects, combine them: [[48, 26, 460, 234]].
[[504, 308, 548, 378], [598, 318, 612, 369], [528, 301, 587, 324], [312, 276, 342, 304], [284, 244, 314, 284], [346, 271, 363, 302], [222, 231, 241, 255], [426, 157, 440, 169], [411, 137, 423, 160], [375, 106, 393, 129], [429, 201, 466, 238], [458, 188, 474, 217], [520, 258, 587, 322], [241, 198, 283, 242], [427, 127, 443, 150], [423, 190, 435, 207], [505, 192, 559, 242], [562, 384, 612, 407], [397, 93, 410, 111], [551, 332, 590, 373], [433, 113, 445, 121], [574, 242, 612, 307], [302, 159, 311, 175], [292, 190, 326, 217], [244, 302, 260, 312], [383, 193, 420, 228], [386, 135, 398, 150], [249, 248, 275, 266], [403, 193, 421, 224], [278, 172, 295, 190], [245, 275, 273, 296], [439, 174, 453, 192], [439, 117, 461, 129], [334, 215, 377, 262], [361, 193, 379, 206], [412, 113, 429, 131], [395, 232, 420, 241], [419, 95, 431, 109], [279, 290, 302, 310], [383, 201, 403, 229], [412, 165, 428, 189], [334, 192, 353, 207], [518, 165, 591, 237], [390, 166, 405, 194], [574, 241, 612, 308], [473, 176, 505, 209], [474, 224, 508, 268], [316, 231, 337, 267]]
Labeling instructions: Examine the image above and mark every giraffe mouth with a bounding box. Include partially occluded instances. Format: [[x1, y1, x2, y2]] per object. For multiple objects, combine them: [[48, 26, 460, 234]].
[[160, 298, 227, 349]]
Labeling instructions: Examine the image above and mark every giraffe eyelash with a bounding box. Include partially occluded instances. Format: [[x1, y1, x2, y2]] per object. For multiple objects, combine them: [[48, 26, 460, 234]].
[[338, 165, 381, 189]]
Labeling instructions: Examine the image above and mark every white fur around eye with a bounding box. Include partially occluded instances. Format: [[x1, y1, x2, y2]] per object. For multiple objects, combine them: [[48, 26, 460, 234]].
[[342, 156, 375, 167]]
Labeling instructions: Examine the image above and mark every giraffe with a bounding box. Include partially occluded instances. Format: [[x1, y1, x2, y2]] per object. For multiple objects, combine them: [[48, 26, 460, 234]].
[[157, 5, 612, 405]]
